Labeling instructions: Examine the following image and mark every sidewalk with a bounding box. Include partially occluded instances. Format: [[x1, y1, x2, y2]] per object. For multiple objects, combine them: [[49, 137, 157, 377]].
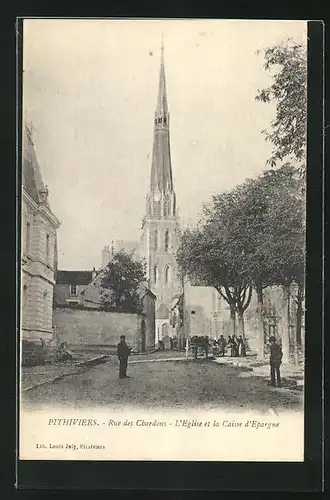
[[21, 350, 189, 392], [21, 353, 108, 392], [213, 355, 304, 390]]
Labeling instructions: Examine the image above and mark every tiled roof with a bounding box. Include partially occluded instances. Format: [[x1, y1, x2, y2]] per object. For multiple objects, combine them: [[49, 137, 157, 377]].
[[138, 282, 157, 299], [156, 302, 170, 319], [56, 270, 93, 285], [22, 124, 45, 204]]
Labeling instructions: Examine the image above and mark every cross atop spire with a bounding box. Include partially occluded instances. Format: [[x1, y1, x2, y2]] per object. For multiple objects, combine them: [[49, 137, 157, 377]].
[[156, 35, 168, 115]]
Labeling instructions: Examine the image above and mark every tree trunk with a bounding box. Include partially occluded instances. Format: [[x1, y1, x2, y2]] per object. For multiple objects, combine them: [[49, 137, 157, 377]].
[[237, 309, 245, 340], [256, 285, 265, 359], [296, 305, 302, 345], [292, 301, 300, 368], [280, 285, 291, 364], [230, 306, 236, 336], [296, 283, 304, 346], [291, 286, 300, 367]]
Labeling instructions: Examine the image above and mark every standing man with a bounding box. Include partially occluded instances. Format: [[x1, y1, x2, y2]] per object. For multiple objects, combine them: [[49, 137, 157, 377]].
[[204, 336, 210, 359], [238, 335, 246, 357], [218, 335, 226, 357], [269, 336, 283, 387], [232, 334, 239, 357], [117, 335, 131, 379]]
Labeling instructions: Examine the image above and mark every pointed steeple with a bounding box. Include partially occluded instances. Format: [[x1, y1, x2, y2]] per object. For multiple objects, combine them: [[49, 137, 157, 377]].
[[156, 35, 168, 115], [140, 39, 181, 313], [22, 121, 49, 206], [149, 39, 174, 202]]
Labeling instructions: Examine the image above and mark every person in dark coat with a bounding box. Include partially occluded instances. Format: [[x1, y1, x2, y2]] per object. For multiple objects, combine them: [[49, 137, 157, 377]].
[[229, 335, 237, 357], [117, 335, 131, 379], [232, 334, 239, 356], [212, 339, 218, 357], [269, 336, 283, 387], [190, 336, 199, 360], [227, 335, 232, 356], [204, 336, 210, 359], [238, 335, 246, 357], [218, 335, 226, 356]]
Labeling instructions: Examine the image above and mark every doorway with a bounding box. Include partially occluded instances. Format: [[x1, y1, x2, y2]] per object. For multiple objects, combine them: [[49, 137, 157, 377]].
[[161, 322, 169, 337]]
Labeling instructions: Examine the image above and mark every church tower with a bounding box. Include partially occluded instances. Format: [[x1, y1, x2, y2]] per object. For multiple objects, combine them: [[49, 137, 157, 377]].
[[140, 40, 181, 340]]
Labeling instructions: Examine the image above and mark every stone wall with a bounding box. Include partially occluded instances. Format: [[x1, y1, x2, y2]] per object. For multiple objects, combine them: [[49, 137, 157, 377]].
[[140, 293, 156, 350], [53, 307, 142, 350], [21, 339, 47, 366]]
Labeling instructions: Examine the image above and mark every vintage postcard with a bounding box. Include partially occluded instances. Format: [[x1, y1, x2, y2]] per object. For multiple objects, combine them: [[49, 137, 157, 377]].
[[19, 18, 307, 462]]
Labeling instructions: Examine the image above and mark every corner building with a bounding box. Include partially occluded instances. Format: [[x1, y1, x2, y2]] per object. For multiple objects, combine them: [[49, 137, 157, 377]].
[[21, 123, 60, 345], [140, 43, 181, 342]]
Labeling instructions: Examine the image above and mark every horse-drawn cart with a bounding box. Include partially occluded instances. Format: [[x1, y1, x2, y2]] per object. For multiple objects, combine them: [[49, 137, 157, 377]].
[[187, 336, 211, 360]]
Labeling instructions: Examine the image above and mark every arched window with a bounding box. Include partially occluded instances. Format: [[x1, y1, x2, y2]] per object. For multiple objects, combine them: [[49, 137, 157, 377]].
[[153, 265, 159, 285], [164, 196, 171, 217], [165, 265, 171, 285], [153, 229, 159, 251], [165, 230, 170, 252], [153, 201, 161, 217]]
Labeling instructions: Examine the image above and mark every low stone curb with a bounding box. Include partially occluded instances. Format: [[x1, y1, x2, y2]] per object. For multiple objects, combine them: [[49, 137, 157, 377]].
[[75, 355, 109, 367], [22, 355, 109, 392], [129, 357, 188, 364]]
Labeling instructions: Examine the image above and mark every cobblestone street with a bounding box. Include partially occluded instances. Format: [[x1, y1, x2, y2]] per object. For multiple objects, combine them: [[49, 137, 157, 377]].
[[22, 352, 303, 415]]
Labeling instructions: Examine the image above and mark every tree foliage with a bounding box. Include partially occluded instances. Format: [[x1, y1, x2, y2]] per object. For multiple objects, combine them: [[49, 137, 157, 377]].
[[176, 165, 305, 325], [255, 39, 307, 172], [257, 166, 305, 287], [177, 186, 254, 326], [100, 251, 147, 313], [238, 164, 305, 289]]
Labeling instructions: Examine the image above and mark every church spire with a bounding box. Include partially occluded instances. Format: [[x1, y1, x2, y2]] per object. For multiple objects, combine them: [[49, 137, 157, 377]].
[[156, 35, 168, 115], [140, 38, 181, 312], [149, 39, 174, 200]]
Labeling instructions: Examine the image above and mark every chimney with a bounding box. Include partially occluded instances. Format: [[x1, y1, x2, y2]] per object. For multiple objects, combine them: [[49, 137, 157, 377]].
[[101, 245, 111, 268]]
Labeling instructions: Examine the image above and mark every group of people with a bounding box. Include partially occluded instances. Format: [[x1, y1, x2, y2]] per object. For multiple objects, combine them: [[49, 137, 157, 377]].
[[116, 334, 283, 388], [212, 334, 246, 358]]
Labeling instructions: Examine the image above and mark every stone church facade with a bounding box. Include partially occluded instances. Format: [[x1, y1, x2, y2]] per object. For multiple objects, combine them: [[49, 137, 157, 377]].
[[21, 123, 60, 345], [139, 42, 181, 342]]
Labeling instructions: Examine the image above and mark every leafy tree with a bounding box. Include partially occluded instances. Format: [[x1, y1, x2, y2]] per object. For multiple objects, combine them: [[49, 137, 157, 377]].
[[176, 164, 305, 356], [256, 39, 307, 173], [240, 165, 305, 358], [100, 250, 147, 314], [177, 188, 254, 339]]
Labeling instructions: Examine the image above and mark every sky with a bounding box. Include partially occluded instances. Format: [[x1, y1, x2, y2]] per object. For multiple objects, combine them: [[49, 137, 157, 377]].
[[22, 19, 307, 270]]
